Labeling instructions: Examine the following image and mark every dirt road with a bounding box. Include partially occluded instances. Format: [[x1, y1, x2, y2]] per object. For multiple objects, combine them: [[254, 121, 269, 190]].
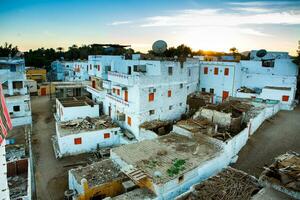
[[233, 105, 300, 177]]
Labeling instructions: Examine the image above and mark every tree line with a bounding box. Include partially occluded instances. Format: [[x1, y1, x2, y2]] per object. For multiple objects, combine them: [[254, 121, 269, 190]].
[[1, 42, 299, 70]]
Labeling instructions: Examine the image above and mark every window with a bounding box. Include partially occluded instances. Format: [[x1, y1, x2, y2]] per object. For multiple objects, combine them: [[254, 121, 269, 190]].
[[168, 90, 172, 97], [180, 83, 183, 89], [13, 105, 20, 112], [188, 69, 191, 76], [104, 133, 110, 139], [116, 89, 120, 95], [124, 90, 128, 102], [74, 138, 82, 145], [187, 86, 189, 90], [168, 67, 173, 75], [202, 88, 206, 92], [10, 65, 16, 72], [169, 105, 173, 110], [282, 95, 289, 102], [90, 64, 92, 70], [113, 88, 116, 93], [98, 65, 100, 71], [204, 67, 208, 74], [127, 116, 132, 126], [214, 67, 218, 75], [13, 81, 23, 89], [149, 93, 154, 102], [262, 60, 275, 67], [179, 103, 183, 106], [210, 88, 214, 94], [149, 110, 155, 115], [224, 68, 229, 76]]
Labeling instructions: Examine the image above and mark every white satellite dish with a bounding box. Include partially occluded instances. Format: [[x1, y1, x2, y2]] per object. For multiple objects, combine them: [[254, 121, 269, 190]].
[[152, 40, 167, 54]]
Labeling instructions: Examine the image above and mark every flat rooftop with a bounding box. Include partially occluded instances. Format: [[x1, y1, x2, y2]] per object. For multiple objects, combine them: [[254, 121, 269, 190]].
[[58, 115, 118, 136], [112, 188, 156, 200], [177, 167, 260, 200], [112, 133, 222, 184], [70, 159, 127, 188], [58, 96, 95, 107]]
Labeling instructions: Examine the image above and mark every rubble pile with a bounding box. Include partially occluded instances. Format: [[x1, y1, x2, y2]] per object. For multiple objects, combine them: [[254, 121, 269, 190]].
[[8, 174, 28, 199], [140, 120, 173, 135], [206, 100, 253, 117], [61, 116, 117, 131], [181, 168, 260, 200], [5, 145, 26, 162], [260, 152, 300, 196], [177, 118, 239, 141], [237, 86, 257, 94]]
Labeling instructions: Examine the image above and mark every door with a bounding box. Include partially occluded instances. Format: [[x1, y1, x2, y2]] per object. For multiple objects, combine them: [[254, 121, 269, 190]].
[[92, 80, 96, 89], [108, 106, 111, 117], [41, 88, 46, 96], [222, 91, 229, 102], [128, 66, 131, 75], [124, 91, 128, 102]]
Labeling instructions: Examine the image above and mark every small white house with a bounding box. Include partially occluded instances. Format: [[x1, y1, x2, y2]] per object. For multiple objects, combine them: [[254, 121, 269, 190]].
[[55, 97, 100, 122], [55, 115, 121, 157]]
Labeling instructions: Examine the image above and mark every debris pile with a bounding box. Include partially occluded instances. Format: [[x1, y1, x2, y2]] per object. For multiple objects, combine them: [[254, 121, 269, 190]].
[[7, 174, 28, 199], [180, 167, 260, 200], [72, 159, 127, 188], [187, 92, 213, 112], [205, 100, 253, 117], [5, 145, 26, 162], [60, 116, 117, 132], [177, 118, 240, 141], [140, 120, 173, 135], [237, 86, 257, 94], [259, 151, 300, 198]]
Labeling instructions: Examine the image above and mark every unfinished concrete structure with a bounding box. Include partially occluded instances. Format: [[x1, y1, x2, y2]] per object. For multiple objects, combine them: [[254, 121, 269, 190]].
[[0, 57, 32, 127]]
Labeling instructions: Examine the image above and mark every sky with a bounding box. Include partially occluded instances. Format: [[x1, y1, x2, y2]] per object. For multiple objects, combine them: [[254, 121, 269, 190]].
[[0, 0, 300, 55]]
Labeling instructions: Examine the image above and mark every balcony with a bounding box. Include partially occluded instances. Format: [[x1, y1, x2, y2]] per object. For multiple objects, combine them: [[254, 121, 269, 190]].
[[107, 71, 135, 86], [102, 80, 111, 89], [106, 93, 129, 107]]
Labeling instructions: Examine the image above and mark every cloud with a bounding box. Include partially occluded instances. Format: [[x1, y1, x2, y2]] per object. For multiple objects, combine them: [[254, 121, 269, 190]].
[[228, 1, 294, 6], [239, 28, 271, 36], [231, 7, 270, 13], [140, 9, 300, 27], [110, 21, 132, 26]]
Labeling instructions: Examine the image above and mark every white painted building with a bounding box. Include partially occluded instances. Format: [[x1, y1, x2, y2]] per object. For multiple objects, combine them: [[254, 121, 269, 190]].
[[0, 57, 32, 127], [55, 97, 100, 122], [63, 60, 89, 81], [199, 50, 298, 110], [86, 55, 199, 140], [0, 142, 9, 200], [55, 116, 121, 157]]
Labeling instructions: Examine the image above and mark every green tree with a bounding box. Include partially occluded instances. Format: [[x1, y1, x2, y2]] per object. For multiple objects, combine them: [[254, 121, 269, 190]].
[[0, 42, 19, 57]]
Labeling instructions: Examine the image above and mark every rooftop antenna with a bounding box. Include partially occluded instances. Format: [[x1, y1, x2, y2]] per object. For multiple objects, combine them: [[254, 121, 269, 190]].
[[152, 40, 167, 60]]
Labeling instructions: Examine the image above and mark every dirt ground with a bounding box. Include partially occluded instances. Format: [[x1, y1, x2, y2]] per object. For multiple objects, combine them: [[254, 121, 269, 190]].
[[232, 105, 300, 177], [31, 96, 102, 200]]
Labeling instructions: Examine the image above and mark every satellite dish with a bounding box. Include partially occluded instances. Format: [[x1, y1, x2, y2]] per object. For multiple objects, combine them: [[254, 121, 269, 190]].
[[256, 49, 267, 58], [152, 40, 167, 54]]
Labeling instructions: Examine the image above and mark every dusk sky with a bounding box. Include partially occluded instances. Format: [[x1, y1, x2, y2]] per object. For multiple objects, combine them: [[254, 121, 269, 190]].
[[1, 0, 300, 55]]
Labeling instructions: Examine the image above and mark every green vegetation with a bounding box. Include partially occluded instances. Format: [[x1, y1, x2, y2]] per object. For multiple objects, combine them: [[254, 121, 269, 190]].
[[167, 159, 186, 177]]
